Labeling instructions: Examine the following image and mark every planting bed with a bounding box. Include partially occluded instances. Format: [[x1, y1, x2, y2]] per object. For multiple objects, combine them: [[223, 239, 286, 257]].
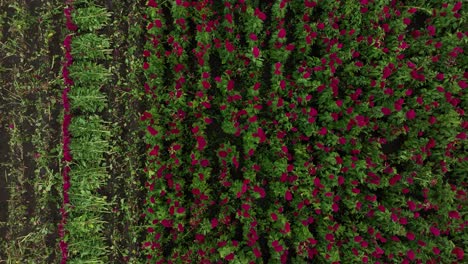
[[0, 0, 466, 263]]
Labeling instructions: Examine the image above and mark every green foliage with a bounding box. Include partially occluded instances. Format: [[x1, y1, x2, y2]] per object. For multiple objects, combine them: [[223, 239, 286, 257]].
[[73, 6, 111, 31], [72, 33, 111, 60]]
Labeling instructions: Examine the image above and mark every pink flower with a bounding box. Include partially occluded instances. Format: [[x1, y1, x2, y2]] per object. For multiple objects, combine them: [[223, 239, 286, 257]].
[[403, 18, 411, 25], [202, 80, 211, 89], [147, 0, 158, 7], [253, 247, 262, 258], [278, 28, 286, 38], [458, 80, 467, 89], [382, 66, 392, 79], [63, 35, 72, 49], [285, 190, 292, 201], [195, 234, 205, 243], [456, 132, 467, 139], [147, 126, 158, 136], [211, 218, 218, 228], [250, 33, 258, 41], [407, 249, 415, 260], [452, 2, 462, 12], [225, 40, 234, 52], [406, 109, 416, 120], [355, 115, 368, 127], [452, 247, 464, 260], [253, 186, 266, 198], [227, 79, 235, 91], [200, 159, 209, 167], [155, 19, 162, 28], [253, 46, 260, 58], [272, 240, 283, 252], [318, 127, 328, 135], [161, 219, 173, 228], [448, 210, 461, 219], [149, 145, 159, 156], [271, 213, 278, 221], [197, 136, 207, 151], [232, 156, 239, 168], [430, 226, 440, 236], [143, 61, 150, 70], [381, 107, 392, 115], [389, 174, 402, 186], [218, 150, 228, 158], [141, 112, 153, 122], [254, 8, 266, 20], [332, 203, 339, 212], [256, 127, 266, 143], [66, 21, 78, 31], [427, 25, 436, 36], [225, 13, 233, 24], [225, 253, 235, 261]]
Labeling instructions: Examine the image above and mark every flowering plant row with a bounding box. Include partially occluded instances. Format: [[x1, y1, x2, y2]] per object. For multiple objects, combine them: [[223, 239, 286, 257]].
[[60, 1, 112, 263], [140, 1, 466, 263]]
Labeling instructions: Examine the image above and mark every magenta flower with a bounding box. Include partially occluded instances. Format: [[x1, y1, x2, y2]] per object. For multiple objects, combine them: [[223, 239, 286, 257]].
[[149, 145, 159, 156], [381, 107, 392, 115], [225, 40, 234, 52], [458, 80, 467, 89], [456, 132, 466, 140], [272, 240, 283, 252], [253, 247, 262, 258], [227, 79, 235, 91], [318, 127, 327, 135], [430, 226, 440, 236], [232, 156, 239, 168], [249, 33, 258, 41], [161, 219, 173, 228], [389, 174, 401, 186], [406, 109, 416, 120], [66, 21, 78, 31], [200, 159, 209, 167], [278, 28, 286, 38], [448, 210, 461, 219], [211, 218, 218, 228], [452, 247, 464, 260], [195, 234, 205, 243], [225, 253, 235, 261], [325, 233, 334, 242], [403, 18, 411, 25], [147, 126, 158, 136], [197, 136, 206, 150], [253, 46, 260, 58], [427, 25, 436, 36], [147, 0, 157, 7], [218, 150, 227, 158], [332, 203, 339, 212], [452, 2, 462, 12], [254, 8, 266, 20]]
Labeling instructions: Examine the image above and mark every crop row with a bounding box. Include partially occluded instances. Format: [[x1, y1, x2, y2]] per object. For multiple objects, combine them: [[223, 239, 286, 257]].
[[60, 0, 112, 262]]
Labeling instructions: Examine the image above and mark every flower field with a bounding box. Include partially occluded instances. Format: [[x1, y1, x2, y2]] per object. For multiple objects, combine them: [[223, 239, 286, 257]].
[[0, 0, 466, 263]]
